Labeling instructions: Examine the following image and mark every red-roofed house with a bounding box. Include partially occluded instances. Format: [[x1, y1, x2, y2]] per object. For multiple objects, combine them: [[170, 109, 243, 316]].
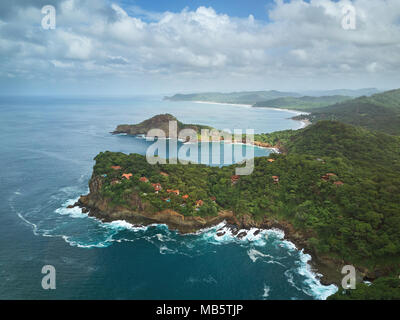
[[231, 175, 240, 185], [122, 173, 133, 180], [167, 189, 180, 195], [322, 173, 337, 181], [196, 200, 204, 207], [111, 165, 121, 170], [152, 183, 162, 192], [182, 194, 189, 200], [272, 176, 279, 183], [139, 177, 149, 183]]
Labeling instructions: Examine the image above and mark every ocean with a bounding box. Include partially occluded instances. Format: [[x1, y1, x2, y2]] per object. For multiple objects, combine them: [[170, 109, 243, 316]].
[[0, 95, 337, 299]]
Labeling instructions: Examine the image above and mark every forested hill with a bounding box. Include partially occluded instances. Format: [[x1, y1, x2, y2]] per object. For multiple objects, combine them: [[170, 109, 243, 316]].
[[295, 89, 400, 135], [245, 122, 400, 294], [112, 113, 213, 137], [287, 120, 400, 171]]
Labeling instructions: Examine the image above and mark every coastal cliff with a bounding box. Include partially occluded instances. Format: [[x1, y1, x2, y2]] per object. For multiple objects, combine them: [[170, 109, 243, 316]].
[[77, 175, 237, 234], [74, 173, 347, 285]]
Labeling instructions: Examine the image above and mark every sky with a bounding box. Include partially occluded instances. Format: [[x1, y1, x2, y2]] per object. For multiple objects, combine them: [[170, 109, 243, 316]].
[[0, 0, 399, 96]]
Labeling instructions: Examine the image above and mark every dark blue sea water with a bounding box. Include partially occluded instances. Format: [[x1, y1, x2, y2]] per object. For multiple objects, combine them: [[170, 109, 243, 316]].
[[0, 96, 337, 299]]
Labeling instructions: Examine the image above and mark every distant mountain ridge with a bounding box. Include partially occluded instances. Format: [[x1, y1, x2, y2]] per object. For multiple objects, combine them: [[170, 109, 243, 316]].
[[164, 88, 380, 111], [164, 90, 301, 105]]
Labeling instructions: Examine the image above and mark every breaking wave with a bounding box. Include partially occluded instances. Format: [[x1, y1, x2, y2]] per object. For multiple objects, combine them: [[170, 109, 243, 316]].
[[11, 184, 337, 300]]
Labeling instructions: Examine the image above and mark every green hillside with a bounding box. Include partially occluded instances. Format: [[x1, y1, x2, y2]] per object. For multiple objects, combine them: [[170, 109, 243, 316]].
[[253, 95, 351, 111], [296, 89, 400, 135], [249, 122, 400, 269], [287, 121, 400, 171]]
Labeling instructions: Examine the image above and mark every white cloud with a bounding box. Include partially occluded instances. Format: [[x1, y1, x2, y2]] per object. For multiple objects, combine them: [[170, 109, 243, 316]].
[[0, 0, 399, 94], [51, 59, 74, 68], [366, 62, 378, 73]]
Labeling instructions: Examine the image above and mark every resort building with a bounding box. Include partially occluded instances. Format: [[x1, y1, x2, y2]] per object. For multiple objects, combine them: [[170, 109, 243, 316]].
[[122, 173, 133, 180], [196, 200, 204, 207], [272, 176, 279, 183], [231, 175, 240, 185], [167, 189, 180, 195], [152, 183, 162, 192]]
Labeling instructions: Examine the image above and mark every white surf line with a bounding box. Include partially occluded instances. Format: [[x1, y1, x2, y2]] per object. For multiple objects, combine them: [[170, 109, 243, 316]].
[[192, 100, 252, 108]]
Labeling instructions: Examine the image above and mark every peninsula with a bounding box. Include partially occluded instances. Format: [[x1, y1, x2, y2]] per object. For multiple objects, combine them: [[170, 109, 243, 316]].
[[73, 115, 400, 299]]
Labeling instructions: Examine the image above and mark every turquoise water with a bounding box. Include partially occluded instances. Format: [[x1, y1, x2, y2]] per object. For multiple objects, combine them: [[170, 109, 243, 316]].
[[0, 96, 337, 299]]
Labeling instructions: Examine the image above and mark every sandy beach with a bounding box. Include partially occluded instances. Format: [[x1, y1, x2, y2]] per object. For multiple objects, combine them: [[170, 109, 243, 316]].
[[192, 100, 311, 128], [192, 100, 252, 108], [299, 119, 311, 129]]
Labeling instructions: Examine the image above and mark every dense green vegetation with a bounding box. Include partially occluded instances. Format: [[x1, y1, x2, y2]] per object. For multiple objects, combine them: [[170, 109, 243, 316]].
[[93, 151, 232, 217], [328, 277, 400, 300], [253, 95, 351, 111], [281, 122, 400, 265], [297, 89, 400, 135]]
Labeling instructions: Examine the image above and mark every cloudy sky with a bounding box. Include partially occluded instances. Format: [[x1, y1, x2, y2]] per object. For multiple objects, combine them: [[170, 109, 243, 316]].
[[1, 0, 399, 95]]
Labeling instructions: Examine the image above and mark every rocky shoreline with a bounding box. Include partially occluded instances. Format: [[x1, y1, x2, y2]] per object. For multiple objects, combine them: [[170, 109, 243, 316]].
[[71, 199, 345, 286], [70, 175, 347, 287]]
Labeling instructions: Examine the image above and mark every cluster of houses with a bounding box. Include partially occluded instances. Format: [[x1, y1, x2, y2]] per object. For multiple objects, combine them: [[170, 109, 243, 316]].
[[108, 165, 203, 207]]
